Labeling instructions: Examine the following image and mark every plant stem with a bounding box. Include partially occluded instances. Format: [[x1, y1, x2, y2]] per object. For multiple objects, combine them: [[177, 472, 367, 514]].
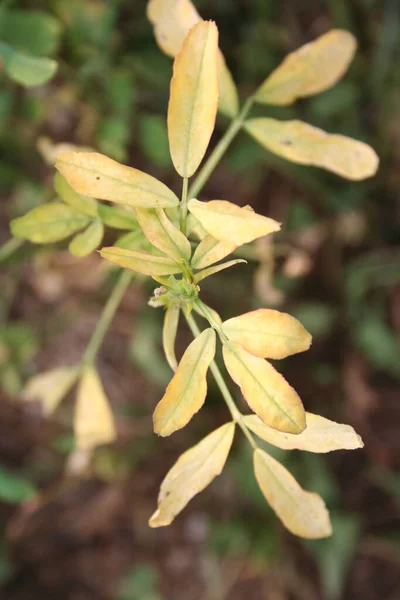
[[180, 177, 189, 235], [81, 270, 134, 368], [188, 96, 254, 199], [0, 237, 24, 264], [185, 313, 258, 450]]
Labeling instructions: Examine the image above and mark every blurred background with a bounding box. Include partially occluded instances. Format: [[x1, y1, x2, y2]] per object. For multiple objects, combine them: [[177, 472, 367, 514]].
[[0, 1, 400, 599]]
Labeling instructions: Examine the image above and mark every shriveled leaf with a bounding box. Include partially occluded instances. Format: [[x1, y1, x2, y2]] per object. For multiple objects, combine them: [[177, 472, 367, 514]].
[[223, 341, 305, 433], [56, 152, 179, 208], [153, 328, 216, 436], [255, 30, 356, 106], [100, 246, 182, 277], [0, 42, 57, 87], [54, 172, 98, 217], [244, 413, 364, 453], [221, 308, 312, 359], [97, 203, 138, 230], [194, 259, 246, 283], [245, 119, 379, 181], [191, 234, 237, 269], [168, 21, 219, 178], [188, 199, 281, 245], [10, 204, 90, 243], [163, 304, 180, 371], [69, 219, 104, 257], [136, 208, 191, 262], [254, 448, 332, 538], [75, 367, 116, 450], [22, 366, 79, 415], [150, 422, 235, 527], [147, 0, 238, 117]]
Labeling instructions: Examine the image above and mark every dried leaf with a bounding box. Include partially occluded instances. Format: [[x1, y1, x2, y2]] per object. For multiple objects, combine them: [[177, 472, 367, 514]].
[[194, 259, 246, 283], [153, 328, 216, 436], [69, 219, 104, 257], [245, 119, 379, 181], [168, 21, 219, 178], [149, 422, 235, 526], [136, 208, 191, 262], [244, 413, 364, 453], [54, 172, 98, 217], [22, 366, 78, 415], [254, 448, 332, 538], [75, 367, 116, 450], [255, 30, 356, 105], [188, 199, 281, 245], [221, 308, 312, 359], [100, 246, 182, 277], [11, 204, 90, 243], [147, 0, 238, 117], [163, 304, 180, 371], [191, 234, 237, 269], [223, 341, 305, 433], [56, 152, 179, 208]]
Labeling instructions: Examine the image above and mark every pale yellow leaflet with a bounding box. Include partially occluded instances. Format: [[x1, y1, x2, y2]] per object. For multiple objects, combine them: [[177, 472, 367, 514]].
[[153, 328, 216, 436], [136, 208, 191, 262], [222, 341, 306, 434], [163, 304, 180, 371], [194, 259, 246, 283], [244, 413, 364, 453], [56, 152, 179, 208], [255, 30, 356, 106], [193, 302, 222, 327], [221, 308, 312, 359], [168, 21, 219, 178], [100, 247, 182, 277], [11, 204, 90, 244], [245, 119, 379, 181], [22, 366, 79, 415], [54, 172, 98, 217], [74, 368, 116, 450], [69, 219, 104, 257], [187, 213, 208, 240], [254, 449, 332, 538], [147, 0, 238, 117], [149, 422, 235, 526], [188, 199, 281, 245], [191, 234, 237, 269]]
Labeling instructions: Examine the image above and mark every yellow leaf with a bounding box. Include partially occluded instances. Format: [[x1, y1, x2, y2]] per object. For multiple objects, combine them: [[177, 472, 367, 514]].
[[221, 308, 312, 359], [168, 21, 219, 178], [10, 204, 90, 244], [191, 234, 237, 269], [245, 119, 379, 181], [153, 328, 216, 436], [149, 422, 235, 527], [100, 246, 182, 277], [254, 448, 332, 538], [222, 341, 305, 434], [22, 366, 78, 415], [194, 259, 246, 283], [187, 213, 208, 240], [163, 304, 180, 371], [244, 413, 364, 453], [188, 199, 281, 245], [147, 0, 238, 117], [68, 219, 104, 257], [56, 152, 179, 208], [255, 30, 356, 106], [136, 208, 191, 262], [54, 172, 98, 217], [75, 367, 116, 451]]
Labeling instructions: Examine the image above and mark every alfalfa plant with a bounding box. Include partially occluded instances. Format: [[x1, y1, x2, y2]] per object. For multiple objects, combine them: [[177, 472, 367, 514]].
[[11, 0, 379, 538]]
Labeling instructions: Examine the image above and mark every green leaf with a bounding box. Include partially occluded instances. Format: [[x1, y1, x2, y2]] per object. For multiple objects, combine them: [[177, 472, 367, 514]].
[[0, 9, 62, 57], [69, 219, 104, 257], [54, 172, 98, 217], [11, 204, 90, 243], [97, 203, 138, 230], [139, 114, 171, 168], [0, 42, 57, 87], [0, 466, 37, 503], [100, 246, 182, 277], [194, 259, 246, 283]]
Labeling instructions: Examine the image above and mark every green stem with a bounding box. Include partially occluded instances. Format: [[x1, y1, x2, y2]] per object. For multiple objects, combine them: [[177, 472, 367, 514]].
[[0, 237, 24, 264], [185, 313, 258, 450], [180, 177, 189, 235], [81, 270, 134, 368], [188, 96, 254, 200]]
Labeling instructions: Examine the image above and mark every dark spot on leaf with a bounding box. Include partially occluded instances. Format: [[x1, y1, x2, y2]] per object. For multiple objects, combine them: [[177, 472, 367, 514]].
[[281, 139, 293, 147], [96, 176, 100, 180]]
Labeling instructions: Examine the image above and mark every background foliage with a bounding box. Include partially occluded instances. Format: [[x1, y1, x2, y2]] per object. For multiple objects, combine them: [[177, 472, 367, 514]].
[[0, 1, 399, 599]]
